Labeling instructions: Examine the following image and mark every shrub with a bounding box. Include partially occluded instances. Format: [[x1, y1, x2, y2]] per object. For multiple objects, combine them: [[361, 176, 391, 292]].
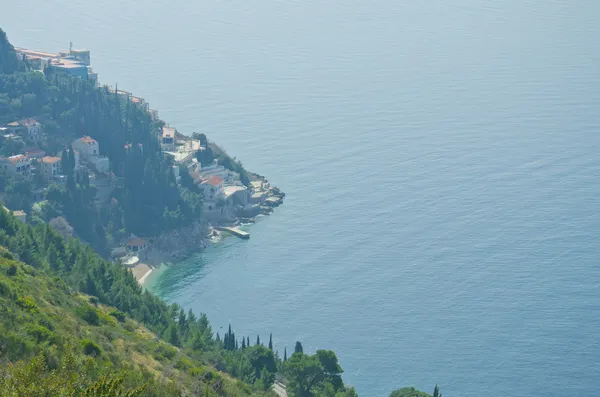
[[16, 296, 39, 313], [81, 339, 102, 357], [7, 263, 17, 276], [108, 309, 126, 322], [88, 296, 99, 305], [26, 324, 54, 343], [76, 304, 100, 325], [0, 280, 12, 297]]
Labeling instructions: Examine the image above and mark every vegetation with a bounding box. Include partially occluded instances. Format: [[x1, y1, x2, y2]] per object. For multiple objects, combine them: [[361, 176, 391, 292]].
[[0, 28, 442, 396], [0, 28, 203, 250]]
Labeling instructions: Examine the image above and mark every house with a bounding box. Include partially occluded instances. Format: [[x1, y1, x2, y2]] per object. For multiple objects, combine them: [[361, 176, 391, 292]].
[[6, 122, 20, 134], [161, 126, 176, 151], [25, 148, 46, 161], [1, 154, 31, 177], [40, 156, 61, 181], [2, 206, 27, 223], [126, 237, 147, 253], [72, 136, 110, 173], [200, 175, 224, 201], [19, 119, 44, 141], [72, 136, 99, 158]]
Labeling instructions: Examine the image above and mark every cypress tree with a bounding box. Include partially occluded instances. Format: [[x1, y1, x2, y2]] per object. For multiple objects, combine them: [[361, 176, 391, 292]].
[[216, 332, 220, 342], [68, 147, 75, 172], [433, 385, 441, 397], [294, 341, 303, 354], [268, 333, 273, 350], [247, 336, 250, 347], [283, 347, 287, 361], [256, 335, 260, 346], [241, 338, 246, 350], [235, 339, 239, 350], [61, 150, 70, 176]]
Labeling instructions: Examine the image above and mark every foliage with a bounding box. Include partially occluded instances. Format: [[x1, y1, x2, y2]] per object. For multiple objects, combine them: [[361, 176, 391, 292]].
[[389, 387, 431, 397]]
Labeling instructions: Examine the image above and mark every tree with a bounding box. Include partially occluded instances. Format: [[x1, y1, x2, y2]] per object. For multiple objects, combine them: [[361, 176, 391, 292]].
[[246, 345, 277, 383], [165, 324, 180, 347], [389, 387, 431, 397], [285, 353, 325, 397], [433, 385, 441, 397], [268, 333, 273, 350], [284, 347, 287, 361], [295, 341, 303, 354], [256, 334, 260, 346]]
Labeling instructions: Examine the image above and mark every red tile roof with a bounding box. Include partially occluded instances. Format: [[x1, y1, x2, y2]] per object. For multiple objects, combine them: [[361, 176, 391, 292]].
[[204, 175, 223, 187], [6, 154, 28, 164], [42, 156, 61, 164], [19, 118, 40, 127], [79, 136, 97, 144]]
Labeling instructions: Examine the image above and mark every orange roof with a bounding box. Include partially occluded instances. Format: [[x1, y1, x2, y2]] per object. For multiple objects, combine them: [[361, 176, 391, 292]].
[[6, 154, 27, 164], [79, 136, 96, 144], [203, 175, 223, 187], [19, 118, 40, 127], [127, 238, 146, 247], [7, 122, 20, 127], [42, 156, 61, 164], [26, 149, 46, 155]]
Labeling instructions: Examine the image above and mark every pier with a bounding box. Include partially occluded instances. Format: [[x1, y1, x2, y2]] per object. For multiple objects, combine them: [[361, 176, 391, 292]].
[[215, 226, 250, 239]]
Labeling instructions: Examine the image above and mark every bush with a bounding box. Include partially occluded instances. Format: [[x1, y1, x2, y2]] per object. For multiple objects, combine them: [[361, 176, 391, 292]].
[[81, 339, 102, 357], [75, 304, 99, 325], [7, 263, 17, 276], [16, 296, 39, 313], [25, 324, 54, 343], [0, 280, 12, 297], [108, 309, 126, 322]]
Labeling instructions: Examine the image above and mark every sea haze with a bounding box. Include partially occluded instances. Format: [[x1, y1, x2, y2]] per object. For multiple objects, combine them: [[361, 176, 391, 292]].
[[3, 0, 600, 395]]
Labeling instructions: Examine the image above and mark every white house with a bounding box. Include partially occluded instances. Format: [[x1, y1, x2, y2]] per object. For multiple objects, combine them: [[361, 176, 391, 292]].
[[1, 154, 31, 177], [19, 119, 44, 141], [72, 136, 99, 158], [161, 126, 176, 151], [72, 136, 110, 173], [200, 175, 224, 201]]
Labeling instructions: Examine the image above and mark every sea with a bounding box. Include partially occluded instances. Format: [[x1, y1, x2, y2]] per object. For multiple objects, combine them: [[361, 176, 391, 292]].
[[2, 1, 599, 396]]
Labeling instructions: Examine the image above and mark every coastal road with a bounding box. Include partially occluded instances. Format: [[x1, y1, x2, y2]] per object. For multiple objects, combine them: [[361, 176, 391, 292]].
[[272, 381, 288, 397]]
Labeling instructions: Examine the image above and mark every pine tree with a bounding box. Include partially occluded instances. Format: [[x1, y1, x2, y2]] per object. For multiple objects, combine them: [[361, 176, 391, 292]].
[[283, 347, 287, 361], [268, 333, 273, 350], [294, 341, 303, 354], [256, 335, 260, 346]]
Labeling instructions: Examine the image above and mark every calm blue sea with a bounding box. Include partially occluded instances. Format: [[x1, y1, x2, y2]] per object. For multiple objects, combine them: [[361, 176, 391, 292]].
[[3, 1, 600, 395]]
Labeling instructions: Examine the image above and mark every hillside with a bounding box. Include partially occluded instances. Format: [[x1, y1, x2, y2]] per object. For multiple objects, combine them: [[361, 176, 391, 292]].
[[0, 250, 274, 397]]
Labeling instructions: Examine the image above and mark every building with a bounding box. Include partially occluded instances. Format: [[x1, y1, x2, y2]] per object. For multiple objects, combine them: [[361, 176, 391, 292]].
[[72, 136, 110, 173], [6, 122, 20, 134], [200, 175, 224, 201], [72, 136, 99, 157], [25, 148, 46, 161], [15, 47, 98, 83], [19, 119, 44, 141], [2, 206, 27, 224], [1, 154, 31, 177], [126, 237, 147, 253], [40, 156, 61, 181], [161, 126, 176, 151]]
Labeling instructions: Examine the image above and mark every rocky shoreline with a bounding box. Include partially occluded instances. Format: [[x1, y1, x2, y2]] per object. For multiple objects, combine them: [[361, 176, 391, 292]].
[[130, 179, 284, 284]]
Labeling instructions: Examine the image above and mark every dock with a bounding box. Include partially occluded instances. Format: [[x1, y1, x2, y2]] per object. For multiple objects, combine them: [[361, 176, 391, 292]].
[[215, 226, 250, 239]]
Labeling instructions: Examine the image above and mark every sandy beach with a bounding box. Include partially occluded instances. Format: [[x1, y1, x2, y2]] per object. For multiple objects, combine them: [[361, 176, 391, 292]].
[[131, 263, 153, 285]]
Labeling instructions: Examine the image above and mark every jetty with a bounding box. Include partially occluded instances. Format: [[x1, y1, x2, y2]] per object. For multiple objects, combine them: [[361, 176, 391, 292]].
[[215, 226, 250, 239]]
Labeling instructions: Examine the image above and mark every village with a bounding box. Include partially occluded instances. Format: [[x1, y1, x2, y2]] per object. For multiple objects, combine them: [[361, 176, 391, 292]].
[[0, 45, 284, 280]]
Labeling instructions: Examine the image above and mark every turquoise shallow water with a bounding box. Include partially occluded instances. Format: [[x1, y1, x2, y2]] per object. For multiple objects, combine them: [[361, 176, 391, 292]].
[[3, 1, 600, 395]]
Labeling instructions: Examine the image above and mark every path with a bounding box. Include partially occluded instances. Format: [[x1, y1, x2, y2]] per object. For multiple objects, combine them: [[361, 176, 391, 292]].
[[272, 381, 288, 397]]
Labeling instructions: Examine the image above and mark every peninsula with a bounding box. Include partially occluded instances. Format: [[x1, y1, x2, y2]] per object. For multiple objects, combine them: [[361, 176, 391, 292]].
[[1, 40, 284, 283]]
